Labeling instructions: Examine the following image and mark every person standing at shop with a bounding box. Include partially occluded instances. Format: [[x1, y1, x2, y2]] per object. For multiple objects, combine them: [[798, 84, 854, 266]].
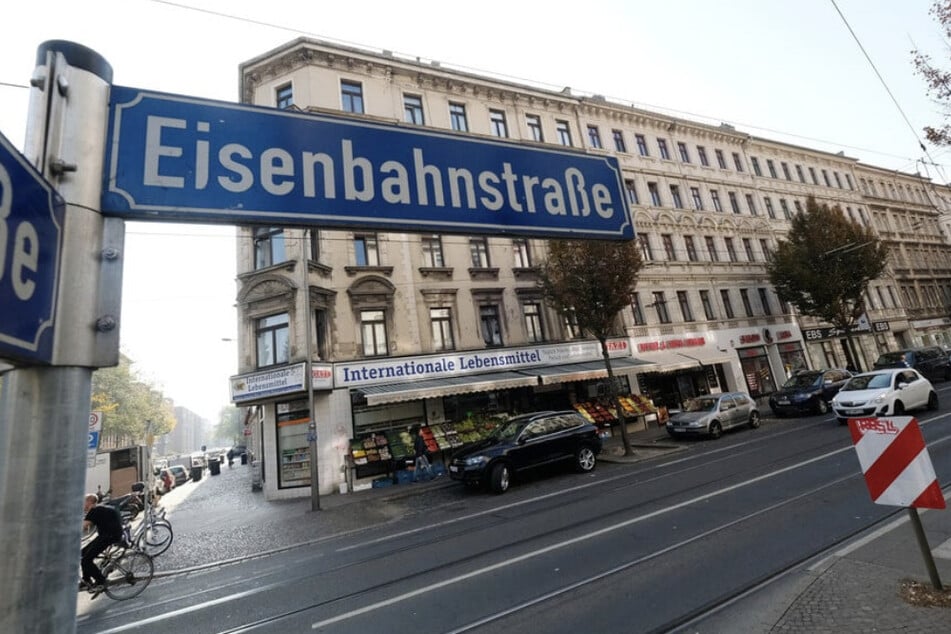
[[413, 427, 435, 482]]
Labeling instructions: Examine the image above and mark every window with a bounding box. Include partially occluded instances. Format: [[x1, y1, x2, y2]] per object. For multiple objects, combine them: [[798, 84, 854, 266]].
[[470, 237, 490, 267], [764, 197, 776, 219], [341, 80, 364, 113], [745, 193, 757, 216], [638, 234, 653, 261], [315, 308, 329, 360], [750, 157, 762, 176], [624, 179, 639, 205], [833, 172, 843, 188], [808, 167, 819, 185], [728, 191, 740, 213], [720, 289, 735, 318], [684, 235, 698, 261], [556, 120, 572, 146], [725, 237, 738, 262], [821, 169, 831, 186], [781, 162, 792, 180], [705, 236, 719, 262], [700, 290, 715, 320], [795, 165, 806, 183], [647, 182, 662, 206], [715, 149, 727, 169], [430, 308, 454, 351], [489, 109, 508, 138], [759, 239, 771, 259], [309, 229, 320, 261], [670, 185, 684, 209], [677, 291, 694, 322], [661, 234, 676, 261], [256, 313, 289, 368], [635, 134, 649, 156], [404, 94, 425, 124], [513, 239, 531, 268], [526, 114, 543, 141], [677, 142, 691, 163], [779, 199, 791, 219], [563, 309, 582, 339], [758, 288, 772, 316], [690, 187, 704, 210], [276, 84, 293, 109], [740, 289, 754, 317], [732, 152, 744, 172], [354, 234, 379, 266], [523, 302, 545, 342], [480, 305, 503, 346], [697, 146, 709, 166], [766, 159, 777, 178], [612, 129, 627, 152], [587, 125, 603, 149], [711, 190, 723, 212], [845, 174, 854, 190], [793, 199, 803, 214], [657, 139, 671, 160], [421, 235, 444, 267], [253, 227, 286, 269], [652, 292, 670, 323], [449, 102, 468, 132], [361, 309, 388, 356], [742, 238, 755, 261]]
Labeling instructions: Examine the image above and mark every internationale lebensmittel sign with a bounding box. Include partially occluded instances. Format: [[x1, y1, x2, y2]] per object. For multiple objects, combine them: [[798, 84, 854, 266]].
[[101, 86, 633, 240]]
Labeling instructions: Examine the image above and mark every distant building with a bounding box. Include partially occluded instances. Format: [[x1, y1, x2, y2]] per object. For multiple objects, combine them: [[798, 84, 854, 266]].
[[162, 406, 210, 455]]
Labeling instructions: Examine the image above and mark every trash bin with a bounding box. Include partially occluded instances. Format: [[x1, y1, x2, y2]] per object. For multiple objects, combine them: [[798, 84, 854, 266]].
[[191, 465, 203, 482], [240, 453, 248, 465], [208, 458, 220, 476]]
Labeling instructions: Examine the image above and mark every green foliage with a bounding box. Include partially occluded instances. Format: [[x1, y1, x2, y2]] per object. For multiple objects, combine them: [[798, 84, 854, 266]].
[[213, 406, 244, 445], [91, 355, 175, 442], [913, 1, 951, 145], [766, 197, 888, 328], [537, 239, 643, 342]]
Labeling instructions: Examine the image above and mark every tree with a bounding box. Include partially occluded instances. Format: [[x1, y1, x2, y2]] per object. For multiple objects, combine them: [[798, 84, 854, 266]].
[[913, 1, 951, 146], [213, 406, 244, 446], [537, 239, 644, 455], [91, 355, 175, 446], [766, 197, 888, 370]]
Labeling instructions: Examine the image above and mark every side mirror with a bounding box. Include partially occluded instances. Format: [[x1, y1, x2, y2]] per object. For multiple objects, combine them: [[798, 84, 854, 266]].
[[897, 382, 908, 390]]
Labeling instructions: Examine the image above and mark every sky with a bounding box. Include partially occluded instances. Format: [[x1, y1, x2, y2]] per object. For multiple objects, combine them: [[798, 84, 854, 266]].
[[1, 0, 949, 421]]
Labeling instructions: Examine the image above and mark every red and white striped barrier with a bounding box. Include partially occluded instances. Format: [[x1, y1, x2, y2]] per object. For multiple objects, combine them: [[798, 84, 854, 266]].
[[848, 416, 945, 509]]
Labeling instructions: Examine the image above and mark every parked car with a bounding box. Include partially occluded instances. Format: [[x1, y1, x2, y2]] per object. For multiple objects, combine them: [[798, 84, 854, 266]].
[[167, 464, 189, 486], [448, 410, 602, 494], [666, 392, 760, 439], [872, 346, 951, 382], [831, 368, 939, 426], [768, 369, 853, 417]]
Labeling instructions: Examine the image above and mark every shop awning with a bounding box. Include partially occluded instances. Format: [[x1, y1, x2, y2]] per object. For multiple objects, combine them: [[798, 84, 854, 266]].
[[355, 371, 540, 406], [520, 357, 655, 385], [636, 348, 734, 372]]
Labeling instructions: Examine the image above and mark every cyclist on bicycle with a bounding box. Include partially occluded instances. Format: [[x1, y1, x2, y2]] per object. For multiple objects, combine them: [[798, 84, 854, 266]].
[[80, 493, 124, 591]]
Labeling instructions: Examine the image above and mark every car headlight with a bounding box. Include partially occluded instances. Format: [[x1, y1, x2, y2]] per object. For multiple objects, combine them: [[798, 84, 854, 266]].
[[873, 393, 889, 404], [464, 455, 489, 466]]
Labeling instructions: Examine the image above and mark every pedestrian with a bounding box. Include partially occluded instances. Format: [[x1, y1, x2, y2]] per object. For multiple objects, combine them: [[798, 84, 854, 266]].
[[80, 493, 124, 592], [413, 427, 434, 482], [227, 448, 234, 468]]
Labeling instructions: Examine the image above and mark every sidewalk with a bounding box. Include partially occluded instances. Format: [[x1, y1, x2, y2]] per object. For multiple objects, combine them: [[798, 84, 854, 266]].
[[150, 427, 951, 632]]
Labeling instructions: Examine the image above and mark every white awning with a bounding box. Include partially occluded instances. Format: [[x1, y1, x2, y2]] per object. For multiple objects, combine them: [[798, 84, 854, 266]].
[[520, 357, 655, 385], [355, 371, 539, 406], [636, 348, 734, 372]]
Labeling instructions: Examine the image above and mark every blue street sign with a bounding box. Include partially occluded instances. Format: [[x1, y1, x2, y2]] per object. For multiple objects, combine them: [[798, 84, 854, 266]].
[[103, 86, 633, 240], [0, 129, 64, 365], [88, 430, 100, 450]]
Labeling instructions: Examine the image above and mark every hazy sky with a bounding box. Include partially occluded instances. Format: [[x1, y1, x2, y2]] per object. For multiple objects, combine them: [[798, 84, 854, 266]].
[[1, 0, 948, 421]]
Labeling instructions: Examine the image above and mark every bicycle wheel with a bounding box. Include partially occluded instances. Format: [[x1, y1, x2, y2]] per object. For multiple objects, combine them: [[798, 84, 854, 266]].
[[137, 520, 173, 557], [103, 549, 154, 600]]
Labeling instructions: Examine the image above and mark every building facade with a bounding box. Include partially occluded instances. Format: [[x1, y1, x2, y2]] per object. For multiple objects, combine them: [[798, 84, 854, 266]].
[[234, 38, 951, 499]]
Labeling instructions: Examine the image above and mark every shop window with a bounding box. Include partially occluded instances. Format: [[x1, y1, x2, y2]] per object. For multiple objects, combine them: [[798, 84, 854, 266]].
[[430, 307, 454, 351], [523, 302, 545, 343], [253, 227, 286, 269], [276, 400, 310, 488], [361, 309, 388, 356], [256, 313, 289, 368], [480, 305, 503, 347], [354, 234, 380, 266]]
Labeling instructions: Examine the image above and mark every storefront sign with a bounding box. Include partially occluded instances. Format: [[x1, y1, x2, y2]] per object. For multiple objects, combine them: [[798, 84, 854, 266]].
[[231, 363, 306, 402], [335, 338, 630, 387], [311, 363, 333, 390], [636, 336, 705, 353], [911, 317, 951, 330], [802, 321, 890, 341]]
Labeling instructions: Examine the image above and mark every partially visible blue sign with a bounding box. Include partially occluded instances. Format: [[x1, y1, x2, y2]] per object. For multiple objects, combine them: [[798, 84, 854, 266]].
[[103, 86, 633, 240], [88, 430, 100, 451], [0, 129, 64, 365]]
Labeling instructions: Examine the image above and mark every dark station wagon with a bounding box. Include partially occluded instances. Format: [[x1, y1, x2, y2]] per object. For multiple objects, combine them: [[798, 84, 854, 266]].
[[448, 410, 602, 494]]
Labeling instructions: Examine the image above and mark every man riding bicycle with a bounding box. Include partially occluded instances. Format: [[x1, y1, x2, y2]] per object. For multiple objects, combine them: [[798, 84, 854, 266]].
[[80, 493, 124, 592]]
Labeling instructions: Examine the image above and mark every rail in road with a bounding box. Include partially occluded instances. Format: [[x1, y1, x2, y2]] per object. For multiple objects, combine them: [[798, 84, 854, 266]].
[[77, 397, 951, 633]]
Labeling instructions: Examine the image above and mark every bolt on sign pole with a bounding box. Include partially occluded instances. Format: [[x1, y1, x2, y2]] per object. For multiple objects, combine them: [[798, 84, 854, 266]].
[[0, 41, 120, 634]]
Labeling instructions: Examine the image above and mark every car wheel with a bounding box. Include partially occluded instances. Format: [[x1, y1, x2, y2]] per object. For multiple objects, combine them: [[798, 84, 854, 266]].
[[928, 391, 939, 411], [575, 446, 597, 473], [748, 411, 761, 429], [893, 401, 905, 416], [489, 463, 510, 494], [837, 417, 848, 426], [708, 421, 722, 439], [816, 399, 829, 415]]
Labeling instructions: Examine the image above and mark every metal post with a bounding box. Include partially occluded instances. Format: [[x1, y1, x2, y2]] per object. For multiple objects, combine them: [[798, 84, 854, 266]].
[[0, 41, 115, 634], [907, 507, 943, 591], [302, 229, 320, 510]]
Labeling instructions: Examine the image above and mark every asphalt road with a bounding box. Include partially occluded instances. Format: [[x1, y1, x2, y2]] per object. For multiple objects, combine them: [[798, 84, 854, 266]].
[[76, 386, 951, 634]]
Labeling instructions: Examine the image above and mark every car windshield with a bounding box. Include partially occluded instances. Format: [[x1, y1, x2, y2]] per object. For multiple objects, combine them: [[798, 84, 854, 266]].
[[492, 420, 526, 441], [843, 373, 892, 391], [683, 397, 719, 412], [781, 373, 821, 389], [876, 352, 909, 365]]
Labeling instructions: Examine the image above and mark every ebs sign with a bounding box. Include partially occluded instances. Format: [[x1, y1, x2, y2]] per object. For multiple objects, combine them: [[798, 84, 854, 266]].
[[102, 86, 633, 240]]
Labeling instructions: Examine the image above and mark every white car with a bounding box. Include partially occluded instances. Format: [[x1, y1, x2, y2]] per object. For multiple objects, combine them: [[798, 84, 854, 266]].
[[831, 368, 938, 426]]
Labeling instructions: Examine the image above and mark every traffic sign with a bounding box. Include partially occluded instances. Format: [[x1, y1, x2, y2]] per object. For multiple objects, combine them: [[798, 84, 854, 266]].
[[849, 416, 945, 509], [0, 129, 64, 365], [102, 86, 633, 240]]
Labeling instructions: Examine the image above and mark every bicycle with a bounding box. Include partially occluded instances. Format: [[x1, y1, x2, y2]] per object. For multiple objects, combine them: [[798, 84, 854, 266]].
[[81, 540, 154, 601], [126, 502, 173, 557]]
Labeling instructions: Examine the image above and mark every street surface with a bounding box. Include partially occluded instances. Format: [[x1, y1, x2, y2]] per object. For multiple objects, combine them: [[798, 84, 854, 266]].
[[76, 386, 951, 633]]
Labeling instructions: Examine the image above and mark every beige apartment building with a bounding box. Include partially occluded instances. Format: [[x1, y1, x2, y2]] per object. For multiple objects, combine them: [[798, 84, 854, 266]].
[[232, 37, 951, 499]]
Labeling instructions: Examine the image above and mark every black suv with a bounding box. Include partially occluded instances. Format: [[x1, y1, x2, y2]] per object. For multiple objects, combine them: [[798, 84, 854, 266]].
[[448, 410, 602, 494], [768, 368, 852, 417], [872, 346, 951, 383]]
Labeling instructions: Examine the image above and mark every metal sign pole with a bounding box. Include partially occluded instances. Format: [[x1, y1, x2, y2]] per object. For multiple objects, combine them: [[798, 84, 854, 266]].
[[907, 507, 944, 591], [0, 41, 116, 634], [302, 229, 320, 511]]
